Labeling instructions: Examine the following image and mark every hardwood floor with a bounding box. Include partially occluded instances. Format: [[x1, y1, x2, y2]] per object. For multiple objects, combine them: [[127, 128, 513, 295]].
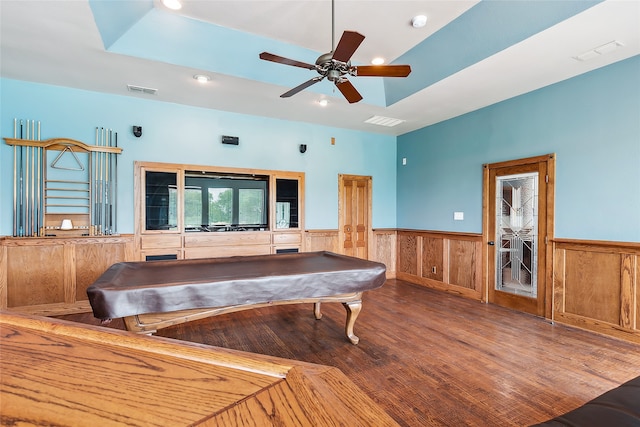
[[59, 279, 640, 427]]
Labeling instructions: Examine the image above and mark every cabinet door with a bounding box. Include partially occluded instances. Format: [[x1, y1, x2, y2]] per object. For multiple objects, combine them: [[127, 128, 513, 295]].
[[275, 178, 300, 229], [7, 245, 65, 307], [144, 170, 179, 232]]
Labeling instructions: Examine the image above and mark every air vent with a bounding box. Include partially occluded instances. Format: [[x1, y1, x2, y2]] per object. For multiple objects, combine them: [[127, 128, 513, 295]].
[[573, 40, 623, 62], [127, 84, 158, 95], [364, 115, 405, 127]]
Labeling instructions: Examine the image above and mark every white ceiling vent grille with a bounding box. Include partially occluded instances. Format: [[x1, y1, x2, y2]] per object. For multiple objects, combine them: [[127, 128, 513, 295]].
[[127, 84, 158, 95], [573, 40, 624, 62], [364, 115, 405, 127]]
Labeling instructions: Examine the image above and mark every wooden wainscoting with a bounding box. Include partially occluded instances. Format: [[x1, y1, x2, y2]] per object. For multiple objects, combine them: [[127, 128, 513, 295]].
[[304, 229, 396, 278], [396, 230, 483, 300], [304, 230, 340, 253], [553, 239, 639, 343], [0, 235, 135, 316], [372, 229, 396, 278]]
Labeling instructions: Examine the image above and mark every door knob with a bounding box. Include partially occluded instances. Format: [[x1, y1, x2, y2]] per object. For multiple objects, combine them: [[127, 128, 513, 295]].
[[488, 241, 495, 246]]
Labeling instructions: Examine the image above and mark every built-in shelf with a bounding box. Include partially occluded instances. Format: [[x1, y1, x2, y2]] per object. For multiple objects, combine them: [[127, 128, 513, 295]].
[[135, 161, 305, 260]]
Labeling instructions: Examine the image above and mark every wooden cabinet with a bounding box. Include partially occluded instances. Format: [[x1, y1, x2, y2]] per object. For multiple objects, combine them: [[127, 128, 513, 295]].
[[184, 232, 272, 259], [135, 162, 305, 260], [0, 235, 135, 315]]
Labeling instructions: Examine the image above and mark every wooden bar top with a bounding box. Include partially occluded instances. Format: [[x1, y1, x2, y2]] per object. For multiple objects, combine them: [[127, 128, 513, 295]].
[[0, 311, 398, 426]]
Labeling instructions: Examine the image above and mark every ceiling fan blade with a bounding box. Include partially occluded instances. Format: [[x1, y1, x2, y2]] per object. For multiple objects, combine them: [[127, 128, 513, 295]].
[[259, 52, 316, 70], [353, 65, 412, 77], [335, 79, 363, 104], [332, 31, 365, 63], [281, 76, 324, 98]]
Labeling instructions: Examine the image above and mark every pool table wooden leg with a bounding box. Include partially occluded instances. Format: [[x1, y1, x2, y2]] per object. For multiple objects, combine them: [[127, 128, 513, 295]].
[[314, 302, 323, 320], [342, 300, 362, 345]]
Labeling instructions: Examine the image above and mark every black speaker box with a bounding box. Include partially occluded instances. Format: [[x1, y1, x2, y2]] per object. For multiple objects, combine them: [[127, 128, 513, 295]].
[[222, 135, 239, 145]]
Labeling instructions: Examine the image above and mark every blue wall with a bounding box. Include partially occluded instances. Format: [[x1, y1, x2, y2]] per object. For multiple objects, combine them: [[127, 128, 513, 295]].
[[397, 55, 640, 243], [2, 56, 639, 242], [0, 79, 397, 235]]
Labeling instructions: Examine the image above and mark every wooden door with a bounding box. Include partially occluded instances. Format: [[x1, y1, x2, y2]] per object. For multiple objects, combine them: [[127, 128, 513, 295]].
[[338, 175, 371, 259], [484, 155, 555, 317]]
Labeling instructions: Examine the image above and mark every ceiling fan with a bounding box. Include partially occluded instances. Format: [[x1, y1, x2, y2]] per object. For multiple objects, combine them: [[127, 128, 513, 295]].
[[258, 0, 412, 104]]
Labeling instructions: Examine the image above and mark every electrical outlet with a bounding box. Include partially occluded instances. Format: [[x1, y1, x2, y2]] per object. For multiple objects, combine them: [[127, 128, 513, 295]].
[[454, 211, 464, 221]]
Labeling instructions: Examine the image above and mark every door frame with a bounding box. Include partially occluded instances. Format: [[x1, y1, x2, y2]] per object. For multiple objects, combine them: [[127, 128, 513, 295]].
[[482, 154, 555, 318], [338, 174, 372, 259]]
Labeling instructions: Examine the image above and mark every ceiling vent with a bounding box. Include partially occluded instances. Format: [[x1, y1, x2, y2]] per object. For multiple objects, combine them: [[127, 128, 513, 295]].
[[364, 115, 405, 127], [127, 84, 158, 95], [573, 40, 623, 62]]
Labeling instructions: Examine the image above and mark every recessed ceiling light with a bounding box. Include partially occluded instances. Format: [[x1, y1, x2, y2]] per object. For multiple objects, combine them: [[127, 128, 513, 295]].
[[371, 57, 385, 65], [411, 15, 427, 28], [162, 0, 182, 10], [318, 99, 328, 107], [193, 74, 211, 83]]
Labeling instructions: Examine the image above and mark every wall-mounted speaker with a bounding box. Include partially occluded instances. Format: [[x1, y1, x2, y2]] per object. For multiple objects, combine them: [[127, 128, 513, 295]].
[[132, 126, 142, 138], [222, 135, 239, 145], [299, 144, 307, 153]]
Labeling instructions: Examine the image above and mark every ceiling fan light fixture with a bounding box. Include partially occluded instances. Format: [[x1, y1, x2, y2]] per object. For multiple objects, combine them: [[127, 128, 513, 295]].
[[411, 15, 427, 28], [193, 74, 211, 83], [258, 2, 411, 103], [162, 0, 182, 10], [371, 57, 385, 65]]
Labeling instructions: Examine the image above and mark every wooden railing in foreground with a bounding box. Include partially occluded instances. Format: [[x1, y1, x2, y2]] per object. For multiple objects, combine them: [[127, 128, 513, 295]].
[[0, 311, 399, 426]]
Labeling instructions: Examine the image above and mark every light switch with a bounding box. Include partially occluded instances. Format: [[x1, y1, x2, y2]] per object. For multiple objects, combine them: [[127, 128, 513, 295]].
[[454, 211, 464, 221], [402, 157, 407, 165]]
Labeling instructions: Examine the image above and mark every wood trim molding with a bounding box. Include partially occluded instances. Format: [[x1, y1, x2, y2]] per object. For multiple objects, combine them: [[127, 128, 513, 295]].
[[484, 153, 554, 169]]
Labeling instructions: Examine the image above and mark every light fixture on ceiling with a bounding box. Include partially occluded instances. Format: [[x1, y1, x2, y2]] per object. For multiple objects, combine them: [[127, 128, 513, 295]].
[[364, 115, 405, 127], [411, 15, 427, 28], [162, 0, 182, 10], [318, 99, 329, 107], [574, 40, 624, 62], [193, 74, 211, 83], [371, 57, 385, 65]]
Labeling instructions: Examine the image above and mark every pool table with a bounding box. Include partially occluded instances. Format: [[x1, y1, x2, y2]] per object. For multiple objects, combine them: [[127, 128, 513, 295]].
[[87, 251, 387, 344]]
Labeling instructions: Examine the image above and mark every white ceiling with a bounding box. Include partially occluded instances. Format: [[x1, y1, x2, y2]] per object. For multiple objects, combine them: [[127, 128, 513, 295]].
[[1, 0, 638, 136]]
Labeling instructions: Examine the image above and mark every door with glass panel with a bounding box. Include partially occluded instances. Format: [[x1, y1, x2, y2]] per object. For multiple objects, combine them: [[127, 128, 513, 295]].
[[486, 155, 554, 317]]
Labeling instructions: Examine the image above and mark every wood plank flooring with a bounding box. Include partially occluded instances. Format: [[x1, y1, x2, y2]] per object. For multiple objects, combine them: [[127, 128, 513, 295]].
[[59, 279, 640, 426]]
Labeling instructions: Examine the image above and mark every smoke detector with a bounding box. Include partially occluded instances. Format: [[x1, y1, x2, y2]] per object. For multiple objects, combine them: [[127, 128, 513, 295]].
[[411, 15, 427, 28]]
